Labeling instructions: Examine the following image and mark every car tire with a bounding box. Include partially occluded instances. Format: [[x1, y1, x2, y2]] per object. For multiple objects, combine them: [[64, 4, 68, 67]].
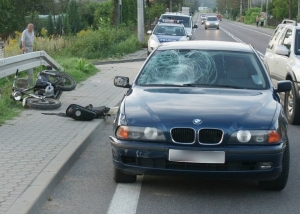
[[113, 167, 137, 183], [217, 27, 219, 30], [259, 140, 290, 191], [147, 50, 150, 56], [284, 82, 300, 124], [205, 27, 207, 30]]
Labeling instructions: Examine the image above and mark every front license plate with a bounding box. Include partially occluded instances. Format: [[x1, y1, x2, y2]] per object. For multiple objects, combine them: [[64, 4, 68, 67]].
[[168, 150, 225, 164]]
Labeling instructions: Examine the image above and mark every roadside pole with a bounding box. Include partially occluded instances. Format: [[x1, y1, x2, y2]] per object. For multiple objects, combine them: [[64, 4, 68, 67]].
[[137, 0, 144, 43], [266, 0, 268, 26]]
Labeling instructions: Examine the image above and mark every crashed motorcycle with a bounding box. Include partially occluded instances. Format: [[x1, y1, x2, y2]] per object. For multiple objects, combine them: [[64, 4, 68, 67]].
[[11, 68, 76, 110]]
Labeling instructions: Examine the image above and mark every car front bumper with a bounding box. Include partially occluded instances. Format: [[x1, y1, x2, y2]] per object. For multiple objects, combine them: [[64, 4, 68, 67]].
[[205, 24, 219, 28], [110, 136, 285, 180]]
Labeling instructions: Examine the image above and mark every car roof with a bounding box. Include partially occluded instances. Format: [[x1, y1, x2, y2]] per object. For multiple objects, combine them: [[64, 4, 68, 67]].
[[157, 41, 253, 52], [207, 16, 218, 18]]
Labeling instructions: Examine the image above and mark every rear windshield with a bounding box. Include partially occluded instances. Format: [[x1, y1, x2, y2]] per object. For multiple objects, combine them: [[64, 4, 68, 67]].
[[153, 25, 186, 36], [160, 15, 191, 28], [136, 49, 269, 90], [207, 17, 218, 21]]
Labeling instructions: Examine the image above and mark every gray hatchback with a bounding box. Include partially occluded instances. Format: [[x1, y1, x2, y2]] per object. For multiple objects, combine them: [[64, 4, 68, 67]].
[[205, 16, 220, 30]]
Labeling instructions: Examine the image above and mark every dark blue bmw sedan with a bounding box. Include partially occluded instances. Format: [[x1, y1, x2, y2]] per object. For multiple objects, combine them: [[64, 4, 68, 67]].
[[110, 41, 292, 190]]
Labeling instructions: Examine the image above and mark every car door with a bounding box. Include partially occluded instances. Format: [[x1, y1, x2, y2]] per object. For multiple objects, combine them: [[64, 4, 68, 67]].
[[273, 28, 293, 82], [265, 25, 285, 83]]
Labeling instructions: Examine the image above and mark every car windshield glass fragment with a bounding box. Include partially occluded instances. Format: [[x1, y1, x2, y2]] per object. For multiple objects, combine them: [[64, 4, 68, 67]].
[[137, 49, 268, 90], [154, 26, 186, 36], [160, 15, 191, 28]]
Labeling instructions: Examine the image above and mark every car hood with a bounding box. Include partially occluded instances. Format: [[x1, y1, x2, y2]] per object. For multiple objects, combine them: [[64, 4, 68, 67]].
[[124, 87, 276, 131], [155, 35, 185, 42]]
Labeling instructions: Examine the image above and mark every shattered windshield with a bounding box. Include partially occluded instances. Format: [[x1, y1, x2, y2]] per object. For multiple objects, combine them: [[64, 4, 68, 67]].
[[136, 49, 268, 89]]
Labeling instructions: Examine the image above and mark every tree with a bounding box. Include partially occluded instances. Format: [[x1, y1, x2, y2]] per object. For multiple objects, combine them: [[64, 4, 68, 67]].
[[56, 15, 63, 35], [66, 0, 81, 34], [47, 14, 55, 36], [272, 0, 298, 20]]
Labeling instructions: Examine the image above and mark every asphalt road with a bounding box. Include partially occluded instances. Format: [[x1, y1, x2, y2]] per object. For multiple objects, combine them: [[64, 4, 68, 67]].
[[42, 21, 300, 214]]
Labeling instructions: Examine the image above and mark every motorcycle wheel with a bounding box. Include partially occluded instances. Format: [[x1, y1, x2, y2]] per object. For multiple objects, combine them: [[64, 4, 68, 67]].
[[44, 70, 76, 91], [25, 98, 62, 110]]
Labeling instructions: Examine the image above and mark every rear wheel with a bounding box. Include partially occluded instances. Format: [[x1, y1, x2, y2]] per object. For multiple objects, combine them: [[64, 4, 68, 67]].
[[205, 27, 207, 30], [113, 167, 136, 183], [43, 70, 76, 91], [217, 27, 219, 30], [259, 141, 290, 191], [25, 98, 61, 110], [284, 82, 300, 124]]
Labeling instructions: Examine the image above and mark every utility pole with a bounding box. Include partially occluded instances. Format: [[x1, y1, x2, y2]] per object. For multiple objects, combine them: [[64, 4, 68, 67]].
[[298, 0, 300, 22], [266, 0, 268, 26], [289, 0, 292, 19], [170, 0, 172, 12], [240, 0, 242, 21], [137, 0, 144, 43]]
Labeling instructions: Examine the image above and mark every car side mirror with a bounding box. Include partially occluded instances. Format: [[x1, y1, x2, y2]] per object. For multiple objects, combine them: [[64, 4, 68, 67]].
[[193, 24, 198, 28], [275, 80, 292, 93], [114, 76, 131, 88], [275, 45, 290, 56], [147, 30, 152, 35]]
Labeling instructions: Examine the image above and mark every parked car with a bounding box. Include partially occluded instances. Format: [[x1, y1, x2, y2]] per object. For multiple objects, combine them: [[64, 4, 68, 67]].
[[159, 13, 198, 39], [264, 19, 300, 124], [110, 41, 291, 191], [147, 20, 189, 55], [205, 16, 220, 30]]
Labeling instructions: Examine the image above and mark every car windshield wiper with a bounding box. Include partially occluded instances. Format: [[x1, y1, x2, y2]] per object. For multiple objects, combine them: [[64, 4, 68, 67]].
[[182, 83, 245, 89]]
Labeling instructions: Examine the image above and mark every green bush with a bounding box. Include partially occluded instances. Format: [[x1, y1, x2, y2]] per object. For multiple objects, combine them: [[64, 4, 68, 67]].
[[62, 26, 140, 59], [244, 7, 260, 24]]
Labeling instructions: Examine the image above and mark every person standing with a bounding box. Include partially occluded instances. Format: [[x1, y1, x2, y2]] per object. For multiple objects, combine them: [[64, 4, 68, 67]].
[[256, 16, 260, 27], [21, 23, 34, 85]]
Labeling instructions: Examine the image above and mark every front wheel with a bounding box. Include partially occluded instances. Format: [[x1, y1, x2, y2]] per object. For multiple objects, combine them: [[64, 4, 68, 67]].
[[259, 141, 290, 191], [284, 82, 300, 124], [25, 98, 61, 110], [113, 167, 136, 183]]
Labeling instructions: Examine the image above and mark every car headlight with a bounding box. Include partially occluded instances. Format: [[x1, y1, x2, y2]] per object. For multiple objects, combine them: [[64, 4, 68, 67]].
[[216, 22, 219, 25], [206, 23, 210, 25], [116, 126, 166, 141], [149, 36, 159, 48], [228, 130, 281, 144]]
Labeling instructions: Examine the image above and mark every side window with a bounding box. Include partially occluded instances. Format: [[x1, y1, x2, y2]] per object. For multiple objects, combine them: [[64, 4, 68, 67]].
[[267, 26, 283, 49], [282, 29, 293, 50]]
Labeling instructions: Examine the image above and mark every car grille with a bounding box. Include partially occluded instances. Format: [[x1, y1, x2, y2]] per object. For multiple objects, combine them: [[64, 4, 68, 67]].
[[121, 157, 260, 171], [171, 128, 195, 144], [199, 129, 223, 144]]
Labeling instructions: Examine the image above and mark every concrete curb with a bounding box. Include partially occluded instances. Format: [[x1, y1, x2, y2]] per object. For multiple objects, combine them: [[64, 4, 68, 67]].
[[6, 119, 106, 214], [93, 57, 147, 65]]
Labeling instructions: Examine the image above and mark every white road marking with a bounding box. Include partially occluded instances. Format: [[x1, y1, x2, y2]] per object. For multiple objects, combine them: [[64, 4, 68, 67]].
[[224, 21, 272, 37], [107, 176, 143, 214], [220, 27, 265, 60]]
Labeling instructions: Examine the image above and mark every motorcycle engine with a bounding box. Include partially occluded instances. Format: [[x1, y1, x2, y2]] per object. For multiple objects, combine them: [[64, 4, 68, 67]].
[[45, 85, 54, 97]]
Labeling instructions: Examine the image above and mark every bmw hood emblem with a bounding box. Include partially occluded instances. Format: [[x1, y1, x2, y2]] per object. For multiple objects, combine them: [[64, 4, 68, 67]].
[[193, 119, 202, 125]]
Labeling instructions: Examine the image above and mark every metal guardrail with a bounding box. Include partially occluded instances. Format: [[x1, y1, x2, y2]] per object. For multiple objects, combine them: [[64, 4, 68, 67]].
[[0, 51, 64, 79]]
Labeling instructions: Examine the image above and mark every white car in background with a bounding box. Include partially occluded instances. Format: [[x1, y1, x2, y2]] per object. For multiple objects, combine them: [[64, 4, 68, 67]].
[[264, 19, 300, 124], [159, 13, 198, 39], [147, 20, 189, 55], [205, 16, 220, 30]]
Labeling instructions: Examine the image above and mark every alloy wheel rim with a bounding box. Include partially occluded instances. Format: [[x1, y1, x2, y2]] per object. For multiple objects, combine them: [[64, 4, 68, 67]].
[[288, 90, 294, 117]]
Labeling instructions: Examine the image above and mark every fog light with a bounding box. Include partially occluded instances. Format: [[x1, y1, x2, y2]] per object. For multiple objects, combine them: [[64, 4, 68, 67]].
[[258, 162, 273, 170]]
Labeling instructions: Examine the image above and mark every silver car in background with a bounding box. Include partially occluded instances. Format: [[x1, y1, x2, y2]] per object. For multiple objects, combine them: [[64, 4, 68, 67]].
[[205, 16, 219, 30]]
